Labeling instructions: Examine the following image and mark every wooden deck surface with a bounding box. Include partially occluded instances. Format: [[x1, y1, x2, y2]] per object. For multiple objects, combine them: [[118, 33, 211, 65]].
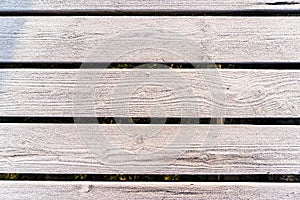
[[0, 0, 300, 12], [0, 17, 299, 62], [0, 124, 299, 174], [0, 69, 299, 117], [1, 182, 300, 200], [0, 1, 299, 199]]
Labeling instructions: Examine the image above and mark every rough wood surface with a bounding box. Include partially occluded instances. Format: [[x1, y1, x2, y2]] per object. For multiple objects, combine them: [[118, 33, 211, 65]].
[[0, 0, 300, 12], [1, 182, 300, 200], [0, 69, 299, 117], [0, 124, 299, 174], [1, 17, 299, 62]]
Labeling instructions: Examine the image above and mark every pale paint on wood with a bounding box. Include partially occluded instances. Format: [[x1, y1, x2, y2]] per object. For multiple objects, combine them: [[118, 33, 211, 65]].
[[0, 69, 299, 117], [1, 17, 299, 62], [0, 0, 300, 12], [1, 182, 300, 200], [0, 124, 299, 174]]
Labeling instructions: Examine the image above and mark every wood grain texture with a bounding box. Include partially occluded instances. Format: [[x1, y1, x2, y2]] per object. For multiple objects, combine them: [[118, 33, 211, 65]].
[[1, 17, 300, 62], [0, 0, 300, 12], [1, 182, 300, 200], [0, 124, 299, 174], [0, 69, 299, 117]]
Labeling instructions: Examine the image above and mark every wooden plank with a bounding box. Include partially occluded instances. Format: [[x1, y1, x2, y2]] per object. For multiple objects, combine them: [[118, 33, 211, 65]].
[[0, 69, 299, 117], [0, 124, 299, 174], [1, 0, 300, 12], [1, 182, 300, 199], [1, 17, 299, 62]]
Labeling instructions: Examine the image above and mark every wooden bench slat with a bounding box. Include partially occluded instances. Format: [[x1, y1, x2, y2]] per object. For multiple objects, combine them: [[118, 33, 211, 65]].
[[1, 17, 299, 62], [0, 124, 299, 174], [0, 69, 299, 117], [1, 0, 300, 12], [1, 181, 300, 199]]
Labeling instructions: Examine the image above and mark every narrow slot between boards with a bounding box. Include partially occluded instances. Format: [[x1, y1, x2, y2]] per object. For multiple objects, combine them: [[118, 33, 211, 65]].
[[0, 63, 299, 69], [0, 117, 299, 125], [0, 174, 299, 182], [0, 10, 300, 16]]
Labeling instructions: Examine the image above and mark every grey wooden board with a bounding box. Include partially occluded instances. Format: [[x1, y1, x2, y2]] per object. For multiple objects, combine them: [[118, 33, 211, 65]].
[[1, 182, 300, 200], [1, 17, 300, 62], [0, 69, 299, 117], [1, 0, 300, 12], [0, 124, 299, 174]]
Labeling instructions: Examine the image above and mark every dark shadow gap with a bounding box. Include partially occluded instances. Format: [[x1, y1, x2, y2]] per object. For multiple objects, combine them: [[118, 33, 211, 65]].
[[0, 10, 300, 16], [0, 63, 82, 69], [265, 2, 300, 5], [0, 174, 299, 182], [221, 63, 300, 69], [0, 63, 299, 69], [0, 117, 299, 125]]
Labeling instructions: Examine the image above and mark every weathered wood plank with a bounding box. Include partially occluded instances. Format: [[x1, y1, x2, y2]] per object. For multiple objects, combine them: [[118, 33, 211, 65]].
[[0, 0, 300, 12], [1, 182, 300, 200], [0, 124, 299, 174], [0, 69, 299, 117], [1, 17, 299, 62]]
